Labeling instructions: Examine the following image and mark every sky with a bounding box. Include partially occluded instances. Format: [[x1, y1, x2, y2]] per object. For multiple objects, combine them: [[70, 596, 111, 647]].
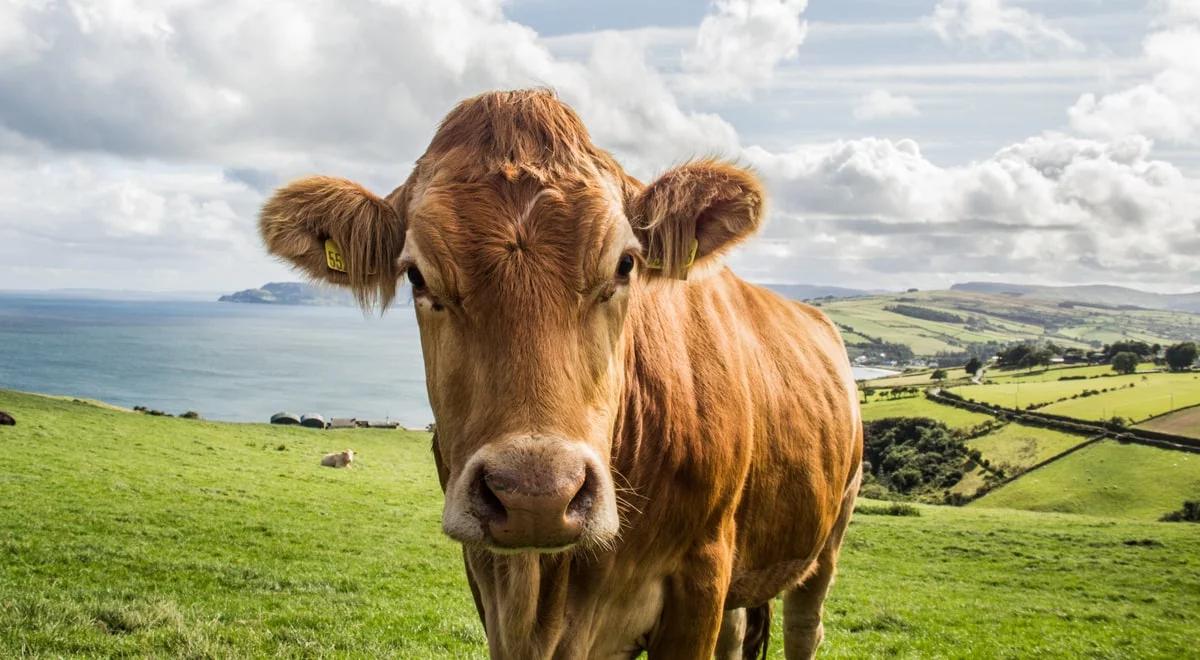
[[1, 0, 1198, 294]]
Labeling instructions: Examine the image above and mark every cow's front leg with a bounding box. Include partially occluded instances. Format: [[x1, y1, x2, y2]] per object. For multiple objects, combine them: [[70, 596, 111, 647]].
[[646, 539, 734, 659]]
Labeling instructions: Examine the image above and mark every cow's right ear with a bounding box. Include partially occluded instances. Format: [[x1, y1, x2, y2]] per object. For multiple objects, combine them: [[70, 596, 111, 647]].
[[259, 176, 406, 309]]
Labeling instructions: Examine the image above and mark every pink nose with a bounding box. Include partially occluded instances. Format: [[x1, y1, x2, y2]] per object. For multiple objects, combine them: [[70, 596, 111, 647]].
[[475, 463, 593, 549]]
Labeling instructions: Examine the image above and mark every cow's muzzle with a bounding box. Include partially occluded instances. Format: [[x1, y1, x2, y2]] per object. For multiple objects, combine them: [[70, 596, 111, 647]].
[[442, 436, 618, 552]]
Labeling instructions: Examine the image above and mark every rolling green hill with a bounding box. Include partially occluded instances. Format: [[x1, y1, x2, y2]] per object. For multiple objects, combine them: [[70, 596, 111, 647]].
[[859, 395, 993, 429], [972, 439, 1200, 520], [3, 389, 1199, 657], [817, 289, 1200, 358], [952, 281, 1200, 314], [966, 423, 1087, 472]]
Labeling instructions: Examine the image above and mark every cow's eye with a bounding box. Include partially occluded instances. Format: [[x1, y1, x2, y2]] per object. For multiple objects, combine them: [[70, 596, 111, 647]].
[[407, 266, 426, 290], [615, 254, 635, 280]]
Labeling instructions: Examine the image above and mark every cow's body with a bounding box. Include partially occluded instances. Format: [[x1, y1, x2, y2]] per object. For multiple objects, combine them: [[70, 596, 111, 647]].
[[261, 89, 861, 659]]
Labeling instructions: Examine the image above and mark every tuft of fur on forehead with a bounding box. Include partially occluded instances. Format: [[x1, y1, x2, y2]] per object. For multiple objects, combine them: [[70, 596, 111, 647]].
[[413, 175, 621, 313], [421, 89, 629, 185], [404, 90, 639, 310]]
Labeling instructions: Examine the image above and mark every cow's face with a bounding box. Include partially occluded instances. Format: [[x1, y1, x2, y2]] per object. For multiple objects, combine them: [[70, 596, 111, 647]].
[[398, 171, 639, 553], [260, 90, 763, 553]]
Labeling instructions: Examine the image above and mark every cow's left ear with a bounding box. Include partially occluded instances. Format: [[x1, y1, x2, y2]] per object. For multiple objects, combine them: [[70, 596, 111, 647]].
[[630, 159, 765, 280]]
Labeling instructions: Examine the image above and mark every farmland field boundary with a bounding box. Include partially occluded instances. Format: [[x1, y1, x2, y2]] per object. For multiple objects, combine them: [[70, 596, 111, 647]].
[[927, 389, 1200, 454], [970, 434, 1106, 495], [1135, 402, 1200, 426]]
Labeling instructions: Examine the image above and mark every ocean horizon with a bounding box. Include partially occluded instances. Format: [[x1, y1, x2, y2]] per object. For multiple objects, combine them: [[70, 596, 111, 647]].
[[0, 292, 888, 424]]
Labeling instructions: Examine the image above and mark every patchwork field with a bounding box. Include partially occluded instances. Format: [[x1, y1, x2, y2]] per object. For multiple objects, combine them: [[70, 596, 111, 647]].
[[966, 423, 1088, 471], [2, 390, 1199, 658], [862, 369, 939, 388], [983, 363, 1157, 383], [950, 372, 1197, 414], [1040, 373, 1200, 423], [972, 439, 1200, 520], [865, 364, 1157, 390], [1137, 406, 1200, 439], [859, 396, 993, 430]]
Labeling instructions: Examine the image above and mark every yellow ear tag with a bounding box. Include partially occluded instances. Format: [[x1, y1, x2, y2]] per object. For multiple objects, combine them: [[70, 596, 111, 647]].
[[324, 238, 347, 273], [645, 239, 699, 275]]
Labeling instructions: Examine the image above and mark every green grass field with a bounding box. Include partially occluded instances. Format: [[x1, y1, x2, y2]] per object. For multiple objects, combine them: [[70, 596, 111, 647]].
[[860, 396, 993, 429], [3, 390, 1200, 658], [0, 390, 481, 657], [950, 372, 1198, 415], [864, 364, 1157, 391], [1040, 373, 1200, 423], [1137, 406, 1200, 439], [966, 423, 1088, 471], [973, 439, 1200, 520], [862, 369, 938, 388], [984, 363, 1157, 383]]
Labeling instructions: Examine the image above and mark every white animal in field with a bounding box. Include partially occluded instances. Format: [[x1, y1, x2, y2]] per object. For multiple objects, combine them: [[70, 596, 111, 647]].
[[321, 449, 355, 468]]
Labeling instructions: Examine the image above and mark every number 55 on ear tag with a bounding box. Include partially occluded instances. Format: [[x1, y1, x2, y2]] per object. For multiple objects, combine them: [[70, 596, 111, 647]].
[[324, 239, 347, 273]]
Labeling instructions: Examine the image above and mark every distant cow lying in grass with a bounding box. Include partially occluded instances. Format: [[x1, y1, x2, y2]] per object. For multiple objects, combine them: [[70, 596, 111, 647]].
[[320, 449, 354, 468], [0, 411, 13, 426], [261, 89, 862, 659]]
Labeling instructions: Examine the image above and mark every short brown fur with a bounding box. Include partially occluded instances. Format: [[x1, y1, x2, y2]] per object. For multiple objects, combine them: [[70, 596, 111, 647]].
[[260, 89, 862, 659]]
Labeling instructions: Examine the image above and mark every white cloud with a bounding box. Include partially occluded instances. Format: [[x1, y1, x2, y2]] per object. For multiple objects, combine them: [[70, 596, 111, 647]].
[[558, 32, 740, 172], [0, 0, 1197, 293], [0, 0, 734, 173], [738, 132, 1200, 285], [1069, 7, 1200, 145], [0, 0, 747, 290], [0, 154, 271, 291], [852, 89, 920, 121], [928, 0, 1085, 53], [680, 0, 808, 98]]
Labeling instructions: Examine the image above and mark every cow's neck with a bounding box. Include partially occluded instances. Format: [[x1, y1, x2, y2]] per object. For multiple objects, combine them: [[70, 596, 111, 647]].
[[468, 547, 598, 658], [610, 276, 708, 493], [469, 277, 720, 658]]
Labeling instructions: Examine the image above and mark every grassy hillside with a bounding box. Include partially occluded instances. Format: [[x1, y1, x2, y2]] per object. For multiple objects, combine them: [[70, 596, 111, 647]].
[[0, 390, 480, 657], [1137, 406, 1200, 439], [859, 396, 993, 429], [3, 390, 1199, 658], [952, 281, 1200, 314], [818, 289, 1200, 357], [973, 439, 1200, 520], [967, 423, 1088, 471]]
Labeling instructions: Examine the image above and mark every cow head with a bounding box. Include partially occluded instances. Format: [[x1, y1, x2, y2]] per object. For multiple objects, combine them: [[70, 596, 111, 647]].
[[260, 90, 763, 553]]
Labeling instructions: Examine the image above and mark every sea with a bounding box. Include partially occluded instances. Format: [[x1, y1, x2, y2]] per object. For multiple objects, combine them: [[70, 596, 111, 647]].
[[0, 293, 892, 424]]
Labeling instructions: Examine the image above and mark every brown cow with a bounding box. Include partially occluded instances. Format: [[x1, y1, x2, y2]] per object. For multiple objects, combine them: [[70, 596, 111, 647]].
[[321, 449, 355, 468], [260, 89, 862, 659]]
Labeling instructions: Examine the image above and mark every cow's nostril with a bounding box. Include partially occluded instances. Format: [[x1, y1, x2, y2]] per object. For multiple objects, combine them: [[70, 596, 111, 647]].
[[475, 470, 508, 525], [567, 469, 595, 519]]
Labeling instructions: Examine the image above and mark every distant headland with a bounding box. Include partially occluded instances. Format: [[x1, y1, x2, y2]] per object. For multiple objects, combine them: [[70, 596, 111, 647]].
[[218, 282, 356, 306]]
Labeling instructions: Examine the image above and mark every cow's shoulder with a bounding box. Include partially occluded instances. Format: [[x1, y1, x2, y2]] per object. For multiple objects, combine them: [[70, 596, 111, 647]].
[[727, 276, 845, 351]]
